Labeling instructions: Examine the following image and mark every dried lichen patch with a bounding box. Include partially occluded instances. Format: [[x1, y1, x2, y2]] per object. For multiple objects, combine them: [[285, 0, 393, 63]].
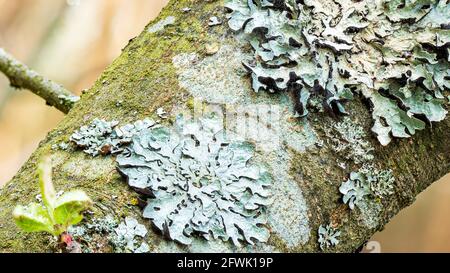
[[61, 156, 115, 181], [266, 150, 311, 248], [225, 0, 450, 145], [147, 16, 176, 33], [215, 96, 318, 153], [117, 116, 272, 246], [326, 117, 374, 165], [172, 45, 252, 104], [357, 200, 383, 229]]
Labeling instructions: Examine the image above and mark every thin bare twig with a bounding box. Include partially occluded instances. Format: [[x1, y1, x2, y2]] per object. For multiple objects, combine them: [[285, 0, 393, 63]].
[[0, 48, 78, 114]]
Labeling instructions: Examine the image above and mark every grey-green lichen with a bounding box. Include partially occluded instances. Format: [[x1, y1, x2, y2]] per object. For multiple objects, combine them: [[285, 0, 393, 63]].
[[361, 165, 395, 198], [70, 118, 157, 156], [339, 165, 395, 210], [266, 150, 311, 247], [318, 224, 340, 250], [326, 117, 374, 164], [117, 115, 272, 246], [71, 113, 275, 247], [225, 0, 450, 145], [339, 172, 372, 210], [68, 215, 149, 253], [357, 200, 383, 229], [112, 217, 149, 253]]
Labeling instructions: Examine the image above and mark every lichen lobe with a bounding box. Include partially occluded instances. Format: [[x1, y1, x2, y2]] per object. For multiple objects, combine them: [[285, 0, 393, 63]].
[[117, 116, 272, 247], [225, 0, 450, 145]]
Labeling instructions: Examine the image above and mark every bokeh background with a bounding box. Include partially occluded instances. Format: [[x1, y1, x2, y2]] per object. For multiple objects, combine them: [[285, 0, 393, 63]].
[[0, 0, 449, 252]]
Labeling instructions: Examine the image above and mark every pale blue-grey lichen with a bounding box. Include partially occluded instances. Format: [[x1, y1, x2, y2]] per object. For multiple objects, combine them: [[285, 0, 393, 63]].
[[111, 217, 149, 253], [172, 45, 252, 104], [318, 224, 340, 250], [68, 215, 149, 253], [326, 117, 374, 164], [51, 141, 70, 151], [361, 165, 395, 198], [339, 172, 371, 210], [156, 107, 168, 119], [208, 16, 222, 27], [225, 0, 449, 145], [339, 165, 395, 210], [117, 115, 272, 246], [70, 118, 157, 156]]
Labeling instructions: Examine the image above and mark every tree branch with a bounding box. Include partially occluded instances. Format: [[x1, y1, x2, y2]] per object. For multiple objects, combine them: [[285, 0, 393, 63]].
[[0, 48, 78, 113]]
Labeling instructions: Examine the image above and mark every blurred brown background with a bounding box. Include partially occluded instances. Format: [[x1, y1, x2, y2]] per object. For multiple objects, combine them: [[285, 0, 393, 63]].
[[0, 0, 449, 252]]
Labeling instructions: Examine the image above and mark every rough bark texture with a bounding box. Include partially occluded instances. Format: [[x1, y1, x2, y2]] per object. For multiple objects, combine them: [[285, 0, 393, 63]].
[[0, 0, 449, 253]]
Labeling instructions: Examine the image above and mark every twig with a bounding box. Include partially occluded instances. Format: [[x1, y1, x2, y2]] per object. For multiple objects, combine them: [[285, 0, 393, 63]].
[[0, 48, 79, 114]]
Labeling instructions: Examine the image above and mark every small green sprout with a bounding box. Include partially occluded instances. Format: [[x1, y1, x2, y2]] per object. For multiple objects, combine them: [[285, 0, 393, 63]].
[[13, 156, 92, 237]]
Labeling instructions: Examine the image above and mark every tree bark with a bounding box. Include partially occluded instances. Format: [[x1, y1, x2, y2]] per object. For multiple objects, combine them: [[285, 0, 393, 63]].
[[0, 0, 449, 253]]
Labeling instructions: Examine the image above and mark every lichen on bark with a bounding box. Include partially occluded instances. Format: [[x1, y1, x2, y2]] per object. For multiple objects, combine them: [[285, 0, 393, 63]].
[[225, 0, 450, 145]]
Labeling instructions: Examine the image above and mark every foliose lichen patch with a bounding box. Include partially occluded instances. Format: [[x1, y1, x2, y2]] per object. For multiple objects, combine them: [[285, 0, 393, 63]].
[[225, 0, 450, 145], [68, 215, 149, 253], [70, 118, 157, 156], [339, 171, 372, 210], [112, 217, 149, 253], [339, 165, 395, 210], [318, 224, 340, 250], [117, 115, 272, 246]]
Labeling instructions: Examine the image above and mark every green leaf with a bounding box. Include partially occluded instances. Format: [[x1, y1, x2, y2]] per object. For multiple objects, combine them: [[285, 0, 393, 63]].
[[13, 156, 93, 236], [13, 203, 55, 235], [38, 156, 56, 215], [53, 190, 93, 229]]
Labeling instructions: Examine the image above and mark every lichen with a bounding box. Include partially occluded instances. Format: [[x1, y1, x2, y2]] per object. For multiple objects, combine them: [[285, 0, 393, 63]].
[[360, 165, 395, 198], [339, 171, 371, 210], [339, 165, 395, 210], [172, 45, 252, 104], [68, 215, 149, 253], [326, 117, 374, 164], [318, 224, 340, 250], [225, 0, 450, 145], [117, 115, 272, 246], [70, 118, 157, 156], [156, 107, 168, 119], [147, 16, 176, 33], [357, 200, 383, 229], [208, 16, 222, 27], [266, 150, 311, 247], [111, 217, 149, 253]]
